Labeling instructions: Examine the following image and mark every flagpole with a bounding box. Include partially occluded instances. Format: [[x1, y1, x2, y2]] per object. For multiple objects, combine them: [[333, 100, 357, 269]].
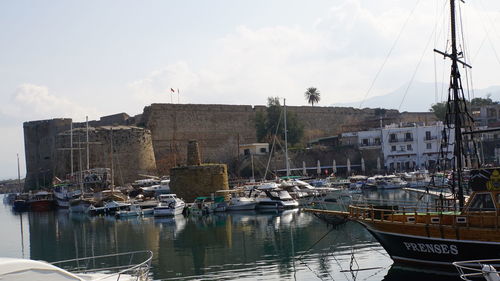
[[177, 88, 180, 104]]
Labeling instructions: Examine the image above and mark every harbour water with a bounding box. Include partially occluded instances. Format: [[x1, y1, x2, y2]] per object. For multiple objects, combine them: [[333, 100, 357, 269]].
[[1, 191, 461, 280]]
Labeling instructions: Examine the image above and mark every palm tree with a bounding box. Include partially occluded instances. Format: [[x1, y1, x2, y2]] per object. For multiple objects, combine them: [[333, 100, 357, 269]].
[[304, 87, 320, 106]]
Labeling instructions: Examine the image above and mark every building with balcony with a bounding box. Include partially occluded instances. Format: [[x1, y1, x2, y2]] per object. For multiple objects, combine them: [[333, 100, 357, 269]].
[[350, 122, 454, 171]]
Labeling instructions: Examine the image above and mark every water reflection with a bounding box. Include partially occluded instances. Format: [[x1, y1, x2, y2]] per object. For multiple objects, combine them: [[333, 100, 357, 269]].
[[1, 192, 463, 280]]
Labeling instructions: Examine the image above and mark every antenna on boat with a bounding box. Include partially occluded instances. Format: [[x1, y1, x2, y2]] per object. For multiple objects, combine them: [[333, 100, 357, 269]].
[[433, 0, 473, 209], [284, 98, 290, 178]]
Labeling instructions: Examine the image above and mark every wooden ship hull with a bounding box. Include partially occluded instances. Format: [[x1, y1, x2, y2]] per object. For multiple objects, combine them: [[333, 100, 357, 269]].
[[357, 218, 500, 266]]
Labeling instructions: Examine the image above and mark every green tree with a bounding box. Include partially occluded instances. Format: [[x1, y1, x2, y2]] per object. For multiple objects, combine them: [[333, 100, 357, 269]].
[[471, 94, 498, 106], [304, 87, 320, 106], [255, 97, 304, 145], [430, 102, 447, 122]]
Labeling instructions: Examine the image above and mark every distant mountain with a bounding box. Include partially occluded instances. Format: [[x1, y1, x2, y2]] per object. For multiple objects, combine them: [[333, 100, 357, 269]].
[[335, 81, 500, 112]]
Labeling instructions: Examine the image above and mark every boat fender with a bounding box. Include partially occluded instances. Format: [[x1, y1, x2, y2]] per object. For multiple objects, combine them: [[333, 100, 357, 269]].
[[482, 264, 500, 281]]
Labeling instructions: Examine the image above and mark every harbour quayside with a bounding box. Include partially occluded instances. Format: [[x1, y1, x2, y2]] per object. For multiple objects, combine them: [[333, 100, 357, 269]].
[[309, 0, 500, 269]]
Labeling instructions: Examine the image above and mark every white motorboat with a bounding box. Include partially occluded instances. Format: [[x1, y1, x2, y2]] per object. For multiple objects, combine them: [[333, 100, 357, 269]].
[[216, 189, 257, 211], [104, 200, 131, 214], [153, 194, 185, 216], [366, 175, 407, 189], [250, 184, 299, 209], [188, 196, 226, 215], [0, 250, 152, 281], [141, 179, 170, 196], [400, 170, 431, 188], [280, 179, 318, 202], [115, 204, 143, 218]]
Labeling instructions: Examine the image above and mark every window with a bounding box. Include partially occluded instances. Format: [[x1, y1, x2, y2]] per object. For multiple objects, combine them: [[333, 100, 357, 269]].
[[260, 147, 267, 153], [425, 131, 431, 140], [405, 132, 412, 141], [467, 193, 496, 212], [400, 145, 405, 151], [426, 143, 432, 149], [407, 144, 412, 151], [362, 138, 369, 145], [390, 134, 396, 142], [391, 145, 396, 151], [374, 138, 381, 145]]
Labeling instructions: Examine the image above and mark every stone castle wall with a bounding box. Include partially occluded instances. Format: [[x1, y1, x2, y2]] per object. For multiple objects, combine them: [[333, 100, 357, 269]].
[[142, 104, 436, 174], [23, 104, 437, 187], [142, 104, 257, 175], [54, 126, 157, 186], [23, 119, 72, 190]]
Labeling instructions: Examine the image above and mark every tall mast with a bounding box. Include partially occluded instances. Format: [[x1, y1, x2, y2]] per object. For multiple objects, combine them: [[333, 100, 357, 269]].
[[450, 0, 465, 209], [284, 99, 290, 178], [86, 116, 89, 170], [433, 0, 472, 208], [17, 153, 22, 192], [70, 121, 74, 179], [110, 127, 114, 190]]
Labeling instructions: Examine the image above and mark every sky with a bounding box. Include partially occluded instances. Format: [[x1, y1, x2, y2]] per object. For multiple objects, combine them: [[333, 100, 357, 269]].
[[1, 0, 500, 180]]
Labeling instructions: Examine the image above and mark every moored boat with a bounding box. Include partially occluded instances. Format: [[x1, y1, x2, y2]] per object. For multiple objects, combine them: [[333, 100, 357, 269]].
[[0, 250, 153, 281], [153, 194, 185, 216], [53, 184, 82, 208], [28, 191, 55, 211], [116, 204, 143, 218], [216, 189, 257, 211], [251, 184, 299, 210]]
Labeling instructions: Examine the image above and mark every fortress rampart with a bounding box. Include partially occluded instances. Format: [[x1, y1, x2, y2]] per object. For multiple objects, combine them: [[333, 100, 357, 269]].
[[23, 104, 436, 188]]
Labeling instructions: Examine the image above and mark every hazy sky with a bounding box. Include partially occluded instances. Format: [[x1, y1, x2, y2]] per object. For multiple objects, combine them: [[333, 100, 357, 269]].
[[1, 0, 500, 179]]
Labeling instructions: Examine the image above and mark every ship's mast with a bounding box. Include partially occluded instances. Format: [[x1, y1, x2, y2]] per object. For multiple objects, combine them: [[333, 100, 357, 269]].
[[434, 0, 472, 209], [449, 0, 465, 209], [284, 99, 290, 178]]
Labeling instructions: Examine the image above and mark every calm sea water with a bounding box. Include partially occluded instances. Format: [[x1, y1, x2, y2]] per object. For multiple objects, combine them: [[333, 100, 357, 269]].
[[0, 191, 461, 281]]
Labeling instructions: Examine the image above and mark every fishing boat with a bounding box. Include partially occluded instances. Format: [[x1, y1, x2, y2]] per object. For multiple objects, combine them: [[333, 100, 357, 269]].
[[0, 250, 152, 281], [12, 194, 30, 212], [308, 0, 500, 268], [28, 191, 55, 211], [53, 184, 82, 208]]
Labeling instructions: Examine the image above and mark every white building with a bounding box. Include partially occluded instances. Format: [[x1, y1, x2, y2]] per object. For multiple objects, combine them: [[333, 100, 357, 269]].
[[239, 143, 270, 156], [355, 123, 454, 171]]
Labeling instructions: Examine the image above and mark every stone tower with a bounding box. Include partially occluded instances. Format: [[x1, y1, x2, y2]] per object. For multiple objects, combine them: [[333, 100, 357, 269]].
[[170, 140, 229, 202]]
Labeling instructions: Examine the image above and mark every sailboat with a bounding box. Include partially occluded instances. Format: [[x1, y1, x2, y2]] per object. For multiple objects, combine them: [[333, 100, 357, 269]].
[[312, 0, 500, 267]]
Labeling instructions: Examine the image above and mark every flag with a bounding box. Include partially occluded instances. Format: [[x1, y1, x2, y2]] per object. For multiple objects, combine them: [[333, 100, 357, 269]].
[[170, 88, 175, 93]]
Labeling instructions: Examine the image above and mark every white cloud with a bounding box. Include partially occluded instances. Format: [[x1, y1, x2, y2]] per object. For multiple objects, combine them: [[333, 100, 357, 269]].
[[128, 0, 500, 107], [1, 84, 101, 122], [129, 62, 200, 104]]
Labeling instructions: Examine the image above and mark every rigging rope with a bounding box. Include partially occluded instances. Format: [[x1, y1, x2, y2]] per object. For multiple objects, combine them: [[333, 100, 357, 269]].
[[358, 0, 421, 108]]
